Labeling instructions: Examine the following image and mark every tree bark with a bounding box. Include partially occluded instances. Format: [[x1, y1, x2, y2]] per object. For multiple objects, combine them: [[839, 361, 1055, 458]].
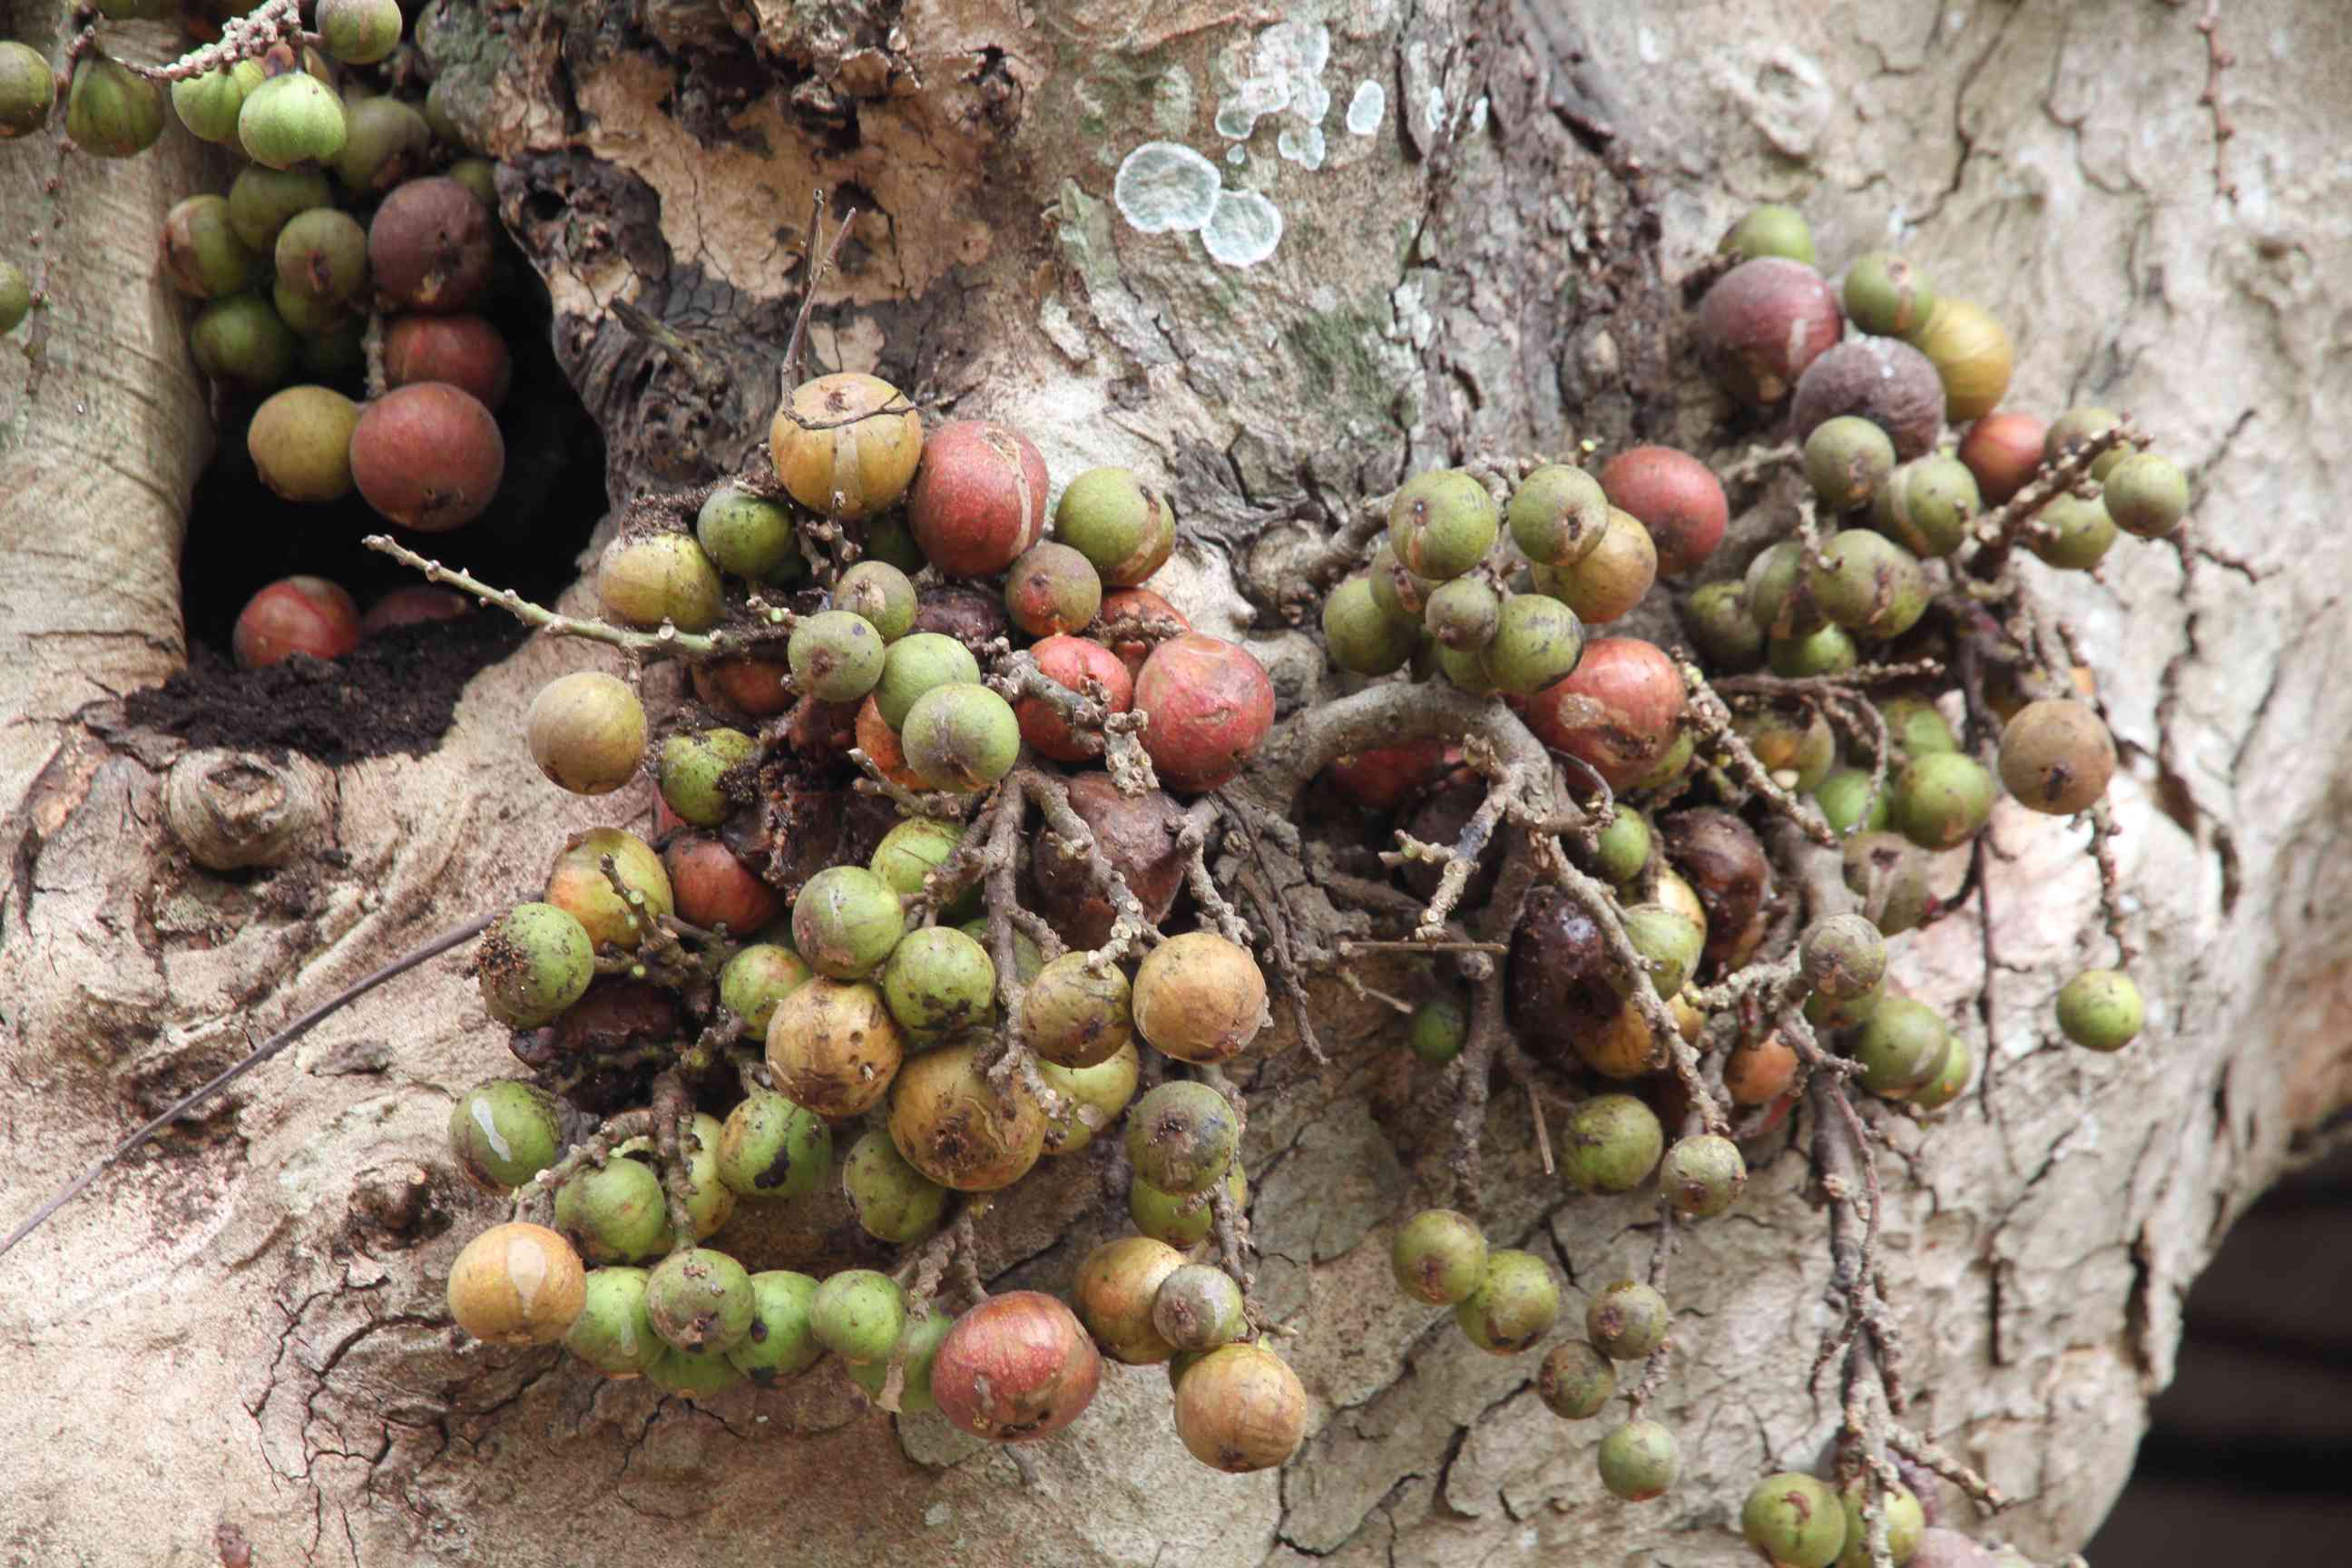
[[3, 1, 2346, 1564]]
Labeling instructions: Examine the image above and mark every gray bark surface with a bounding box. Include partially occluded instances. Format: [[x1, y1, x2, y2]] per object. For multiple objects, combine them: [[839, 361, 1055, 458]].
[[3, 2, 2347, 1564]]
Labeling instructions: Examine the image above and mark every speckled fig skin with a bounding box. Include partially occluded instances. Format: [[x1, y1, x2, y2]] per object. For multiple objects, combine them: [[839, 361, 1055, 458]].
[[929, 1291, 1102, 1443], [887, 1039, 1047, 1191], [1172, 1344, 1309, 1473], [771, 373, 924, 521], [1073, 1236, 1186, 1364], [1997, 699, 2116, 815], [1133, 633, 1276, 792], [1521, 637, 1688, 791], [1132, 933, 1267, 1064], [1022, 952, 1135, 1068], [1004, 542, 1102, 637], [906, 420, 1050, 576], [765, 978, 905, 1117]]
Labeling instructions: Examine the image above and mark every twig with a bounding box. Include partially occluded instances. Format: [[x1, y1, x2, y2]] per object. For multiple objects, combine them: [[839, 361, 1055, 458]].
[[1715, 662, 1946, 699], [508, 1109, 661, 1217], [784, 200, 859, 387], [1966, 423, 2145, 554], [361, 312, 387, 400], [1338, 938, 1507, 956], [1284, 492, 1396, 610], [117, 0, 304, 83], [2193, 0, 2239, 204], [0, 915, 492, 1262], [1680, 662, 1838, 848], [652, 1079, 699, 1250], [2085, 798, 2137, 967], [1021, 770, 1157, 969], [1405, 760, 1524, 938], [848, 748, 965, 818], [365, 535, 762, 661], [1886, 1421, 2009, 1514]]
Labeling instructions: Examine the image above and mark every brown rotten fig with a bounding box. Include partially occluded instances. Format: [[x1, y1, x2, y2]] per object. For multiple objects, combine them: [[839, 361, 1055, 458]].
[[1788, 336, 1945, 460], [906, 419, 1051, 575], [930, 1291, 1102, 1443], [368, 176, 495, 313], [1696, 258, 1844, 406], [1661, 809, 1772, 975], [1032, 773, 1188, 946], [349, 383, 505, 532]]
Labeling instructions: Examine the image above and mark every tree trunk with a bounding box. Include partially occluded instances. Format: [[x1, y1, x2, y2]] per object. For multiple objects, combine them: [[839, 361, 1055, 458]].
[[3, 1, 2344, 1563]]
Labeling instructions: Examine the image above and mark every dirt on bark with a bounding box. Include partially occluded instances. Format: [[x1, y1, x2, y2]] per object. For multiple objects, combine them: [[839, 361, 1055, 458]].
[[120, 614, 532, 764]]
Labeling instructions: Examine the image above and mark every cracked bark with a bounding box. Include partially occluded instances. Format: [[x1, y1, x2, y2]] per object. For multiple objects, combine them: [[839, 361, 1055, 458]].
[[3, 1, 2349, 1565]]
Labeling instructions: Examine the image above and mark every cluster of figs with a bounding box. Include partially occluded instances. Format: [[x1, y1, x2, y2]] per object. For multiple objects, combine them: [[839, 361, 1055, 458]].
[[0, 1, 511, 667], [443, 368, 1309, 1469], [380, 184, 2151, 1565]]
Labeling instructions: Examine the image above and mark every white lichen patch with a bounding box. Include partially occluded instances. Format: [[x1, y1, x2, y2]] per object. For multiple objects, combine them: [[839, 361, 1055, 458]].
[[1200, 189, 1284, 268], [1346, 79, 1386, 136], [1113, 142, 1223, 233], [1212, 19, 1335, 170]]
